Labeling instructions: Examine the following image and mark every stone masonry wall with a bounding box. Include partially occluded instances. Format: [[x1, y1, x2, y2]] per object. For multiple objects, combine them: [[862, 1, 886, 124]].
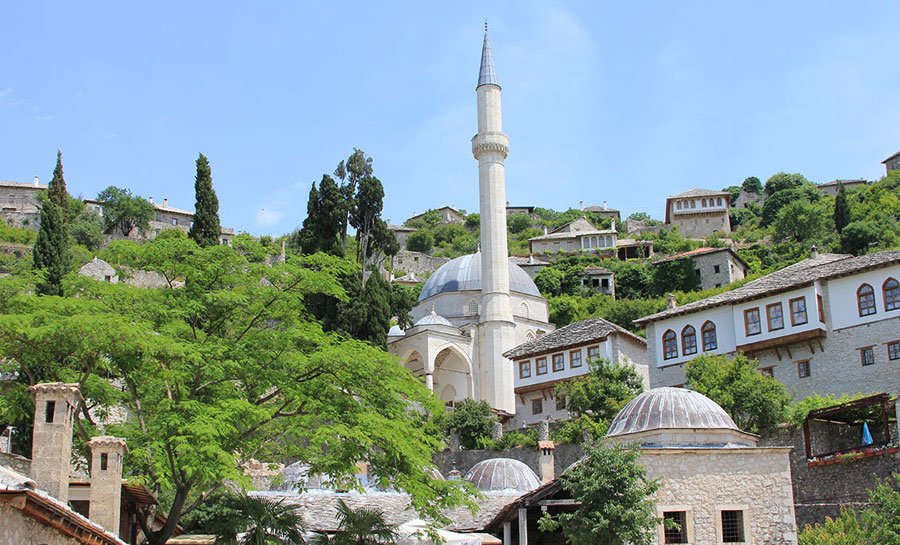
[[669, 211, 730, 239], [390, 250, 449, 278], [693, 251, 744, 290], [432, 443, 583, 481], [0, 504, 82, 545], [0, 451, 32, 476]]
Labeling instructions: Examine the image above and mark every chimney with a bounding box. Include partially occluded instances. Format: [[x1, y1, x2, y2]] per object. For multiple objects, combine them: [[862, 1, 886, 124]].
[[149, 196, 154, 204], [163, 198, 168, 207], [86, 436, 127, 536], [610, 220, 617, 232], [29, 383, 82, 503], [603, 200, 608, 209], [542, 225, 548, 235], [579, 200, 584, 210], [33, 175, 40, 187], [537, 420, 555, 483], [810, 245, 819, 259], [666, 293, 677, 310]]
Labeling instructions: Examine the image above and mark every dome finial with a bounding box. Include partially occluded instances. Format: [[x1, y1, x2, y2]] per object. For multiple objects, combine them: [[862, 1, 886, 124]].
[[430, 303, 436, 315], [484, 19, 488, 32]]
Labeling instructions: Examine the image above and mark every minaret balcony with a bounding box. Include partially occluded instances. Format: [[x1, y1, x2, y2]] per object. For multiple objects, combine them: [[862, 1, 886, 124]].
[[471, 132, 509, 160]]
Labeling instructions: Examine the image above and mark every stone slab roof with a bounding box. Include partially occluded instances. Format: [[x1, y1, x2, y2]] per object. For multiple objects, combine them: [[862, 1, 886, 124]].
[[818, 178, 866, 187], [635, 250, 900, 325], [883, 150, 900, 164], [667, 188, 730, 199], [504, 316, 645, 360], [509, 255, 550, 266], [652, 247, 749, 270], [0, 180, 47, 190], [250, 490, 517, 533]]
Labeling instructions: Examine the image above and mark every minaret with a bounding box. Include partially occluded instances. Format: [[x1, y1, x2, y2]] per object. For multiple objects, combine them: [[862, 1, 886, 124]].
[[473, 24, 516, 414]]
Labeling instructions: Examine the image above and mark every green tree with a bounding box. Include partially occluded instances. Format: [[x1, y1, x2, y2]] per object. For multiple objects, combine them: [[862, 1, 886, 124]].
[[389, 284, 418, 329], [441, 399, 496, 450], [614, 261, 655, 299], [507, 213, 532, 234], [334, 272, 392, 347], [773, 200, 826, 243], [741, 176, 762, 194], [833, 182, 851, 235], [651, 259, 700, 296], [538, 442, 659, 545], [406, 230, 433, 253], [534, 267, 566, 297], [312, 499, 398, 545], [335, 149, 373, 251], [188, 153, 222, 247], [294, 176, 344, 256], [723, 185, 742, 205], [798, 509, 869, 545], [68, 201, 105, 250], [685, 354, 789, 434], [0, 237, 471, 545], [761, 186, 820, 226], [557, 359, 644, 423], [32, 199, 70, 296], [211, 494, 305, 545], [48, 150, 69, 215], [97, 186, 155, 236], [764, 172, 810, 196], [839, 220, 879, 256], [798, 473, 900, 545], [349, 172, 390, 282]]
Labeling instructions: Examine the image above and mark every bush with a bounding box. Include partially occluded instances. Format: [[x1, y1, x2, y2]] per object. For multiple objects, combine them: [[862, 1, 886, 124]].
[[507, 213, 533, 234], [406, 230, 433, 253], [442, 399, 496, 450]]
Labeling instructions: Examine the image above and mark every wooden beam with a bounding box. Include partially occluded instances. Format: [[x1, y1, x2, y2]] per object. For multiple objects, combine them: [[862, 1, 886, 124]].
[[537, 499, 580, 506], [518, 508, 528, 545]]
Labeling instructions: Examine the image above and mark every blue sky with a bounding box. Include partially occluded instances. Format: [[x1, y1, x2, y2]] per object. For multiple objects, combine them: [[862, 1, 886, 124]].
[[2, 2, 898, 236]]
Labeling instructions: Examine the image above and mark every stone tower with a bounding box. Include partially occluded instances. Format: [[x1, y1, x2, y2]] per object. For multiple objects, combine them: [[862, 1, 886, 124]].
[[87, 436, 127, 535], [29, 383, 82, 503], [473, 25, 516, 414]]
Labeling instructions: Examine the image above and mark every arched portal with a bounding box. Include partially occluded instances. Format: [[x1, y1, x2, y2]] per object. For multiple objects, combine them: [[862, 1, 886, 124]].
[[433, 346, 473, 405]]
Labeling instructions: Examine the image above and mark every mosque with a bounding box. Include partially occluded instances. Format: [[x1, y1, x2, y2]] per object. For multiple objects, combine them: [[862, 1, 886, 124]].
[[387, 28, 554, 417]]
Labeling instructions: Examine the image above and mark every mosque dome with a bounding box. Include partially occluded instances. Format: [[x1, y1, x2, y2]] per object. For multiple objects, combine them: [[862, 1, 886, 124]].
[[387, 325, 406, 337], [464, 458, 541, 493], [418, 253, 542, 301], [606, 387, 739, 438], [271, 462, 332, 492], [413, 306, 454, 327]]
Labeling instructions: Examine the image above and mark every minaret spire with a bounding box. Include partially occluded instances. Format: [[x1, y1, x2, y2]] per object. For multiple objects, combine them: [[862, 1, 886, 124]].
[[477, 23, 500, 88]]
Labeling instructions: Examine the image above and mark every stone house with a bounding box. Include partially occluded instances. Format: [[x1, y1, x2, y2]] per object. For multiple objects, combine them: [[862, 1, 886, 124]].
[[503, 317, 648, 428], [506, 205, 537, 220], [733, 190, 763, 209], [636, 250, 900, 401], [883, 150, 900, 175], [664, 188, 731, 238], [78, 257, 119, 284], [387, 224, 416, 248], [652, 247, 749, 290], [85, 197, 234, 245], [405, 205, 465, 226], [578, 265, 614, 297], [509, 255, 549, 280], [528, 217, 617, 255], [1, 177, 46, 227], [389, 250, 449, 279], [817, 178, 867, 197], [582, 201, 621, 221]]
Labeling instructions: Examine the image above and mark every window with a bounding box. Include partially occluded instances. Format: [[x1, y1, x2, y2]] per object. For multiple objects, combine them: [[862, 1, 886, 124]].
[[888, 341, 900, 361], [171, 218, 178, 226], [663, 511, 688, 544], [531, 399, 543, 415], [681, 326, 697, 356], [104, 275, 112, 282], [536, 357, 548, 375], [790, 297, 808, 326], [552, 354, 565, 372], [690, 200, 696, 209], [858, 284, 877, 316], [555, 396, 567, 411], [569, 350, 582, 368], [766, 302, 784, 331], [760, 367, 774, 378], [695, 268, 701, 278], [720, 510, 745, 543], [744, 308, 761, 336], [817, 294, 825, 322], [587, 346, 599, 363], [702, 321, 717, 351], [676, 201, 682, 210], [467, 300, 479, 316], [44, 400, 56, 423], [519, 361, 531, 379], [860, 347, 875, 366], [717, 197, 723, 206], [714, 264, 721, 274], [663, 330, 678, 360], [520, 302, 529, 319], [797, 360, 811, 378], [701, 198, 707, 207], [884, 278, 900, 311], [100, 453, 108, 471]]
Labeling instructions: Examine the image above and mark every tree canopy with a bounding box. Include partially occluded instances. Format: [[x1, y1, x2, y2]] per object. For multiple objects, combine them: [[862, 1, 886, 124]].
[[97, 185, 156, 237], [188, 153, 222, 247]]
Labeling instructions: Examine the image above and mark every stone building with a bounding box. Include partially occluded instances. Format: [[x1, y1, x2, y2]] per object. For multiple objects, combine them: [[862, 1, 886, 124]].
[[816, 178, 867, 197], [405, 205, 465, 226], [652, 247, 749, 290], [636, 250, 900, 400], [388, 28, 554, 416], [883, 149, 900, 174], [388, 224, 416, 248], [390, 249, 450, 279], [583, 202, 621, 221], [527, 217, 617, 255], [664, 188, 731, 239], [1, 177, 46, 227], [733, 190, 763, 209], [79, 257, 119, 284], [84, 197, 235, 245], [506, 205, 536, 220], [578, 265, 614, 296], [503, 317, 648, 428], [509, 255, 549, 280]]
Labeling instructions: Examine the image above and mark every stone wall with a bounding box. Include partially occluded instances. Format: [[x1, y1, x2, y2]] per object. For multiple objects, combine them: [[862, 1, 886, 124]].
[[390, 250, 448, 278], [0, 451, 32, 475], [668, 211, 731, 239], [692, 250, 745, 290], [760, 425, 900, 529], [0, 504, 82, 545], [432, 443, 583, 481]]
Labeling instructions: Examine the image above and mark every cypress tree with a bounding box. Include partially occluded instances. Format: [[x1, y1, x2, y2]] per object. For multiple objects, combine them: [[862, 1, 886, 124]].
[[47, 150, 69, 217], [188, 153, 221, 247], [33, 201, 69, 296], [834, 182, 851, 234]]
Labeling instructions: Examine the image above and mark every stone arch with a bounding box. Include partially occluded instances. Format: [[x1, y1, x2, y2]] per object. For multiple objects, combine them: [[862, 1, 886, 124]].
[[402, 350, 425, 375], [440, 384, 457, 403], [432, 344, 474, 403], [519, 301, 529, 319]]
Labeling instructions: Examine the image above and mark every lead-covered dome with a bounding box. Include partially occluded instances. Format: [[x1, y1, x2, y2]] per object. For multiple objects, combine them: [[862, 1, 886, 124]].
[[464, 458, 540, 493], [606, 387, 738, 438], [418, 253, 541, 301]]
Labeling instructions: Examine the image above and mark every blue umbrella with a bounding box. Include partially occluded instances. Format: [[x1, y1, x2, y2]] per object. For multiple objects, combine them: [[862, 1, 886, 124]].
[[862, 422, 873, 446]]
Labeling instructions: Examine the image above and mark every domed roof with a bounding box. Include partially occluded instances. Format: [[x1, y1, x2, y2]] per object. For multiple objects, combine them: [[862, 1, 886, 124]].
[[464, 458, 540, 493], [271, 462, 332, 492], [606, 387, 738, 438], [387, 325, 406, 337], [418, 253, 542, 301], [413, 305, 454, 327]]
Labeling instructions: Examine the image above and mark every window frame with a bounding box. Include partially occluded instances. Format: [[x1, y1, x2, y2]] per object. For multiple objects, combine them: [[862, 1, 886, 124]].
[[701, 321, 717, 351], [552, 353, 565, 372], [719, 509, 747, 544], [887, 341, 900, 361], [766, 302, 784, 331], [858, 283, 877, 317], [662, 330, 678, 360], [662, 510, 689, 544], [884, 278, 899, 311], [860, 346, 875, 366], [681, 325, 697, 356], [759, 366, 774, 378], [797, 360, 811, 378], [519, 360, 531, 379], [586, 345, 599, 363], [744, 308, 761, 336], [569, 349, 582, 368], [531, 398, 543, 415], [536, 357, 548, 375], [817, 294, 825, 322], [789, 296, 808, 326]]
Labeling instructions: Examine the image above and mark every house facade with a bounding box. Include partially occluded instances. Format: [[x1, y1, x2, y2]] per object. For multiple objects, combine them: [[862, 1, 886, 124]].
[[664, 188, 731, 238], [528, 217, 618, 255], [817, 179, 867, 197], [405, 205, 465, 225], [883, 150, 900, 174], [636, 250, 900, 400], [653, 247, 749, 290], [1, 178, 47, 227], [85, 198, 234, 245], [503, 317, 648, 428]]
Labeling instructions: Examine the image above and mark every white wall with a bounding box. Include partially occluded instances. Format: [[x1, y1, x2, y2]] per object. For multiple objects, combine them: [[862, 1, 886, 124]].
[[826, 265, 900, 330], [513, 340, 611, 390], [651, 307, 735, 368], [732, 286, 821, 347]]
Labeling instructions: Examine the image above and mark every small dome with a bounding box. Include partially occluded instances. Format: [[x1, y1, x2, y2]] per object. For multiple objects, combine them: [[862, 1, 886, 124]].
[[271, 462, 334, 492], [414, 305, 454, 327], [388, 325, 406, 337], [418, 253, 542, 301], [606, 387, 738, 438], [464, 458, 540, 493]]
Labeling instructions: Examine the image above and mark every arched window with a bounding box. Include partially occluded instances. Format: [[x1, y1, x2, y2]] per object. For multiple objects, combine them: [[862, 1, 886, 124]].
[[467, 300, 479, 316], [682, 326, 697, 356], [884, 278, 899, 311], [858, 284, 877, 316], [663, 330, 678, 360], [701, 321, 717, 351], [701, 198, 707, 207], [520, 302, 529, 319]]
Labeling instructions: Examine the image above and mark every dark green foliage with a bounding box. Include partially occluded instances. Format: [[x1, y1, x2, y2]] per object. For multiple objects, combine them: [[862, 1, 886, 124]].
[[48, 150, 69, 215], [33, 201, 70, 296], [548, 293, 664, 331], [798, 473, 900, 544], [312, 498, 398, 545], [741, 176, 762, 194], [335, 149, 373, 249], [534, 267, 566, 296], [833, 182, 851, 234], [556, 359, 644, 424], [839, 221, 880, 255], [404, 209, 441, 229], [538, 443, 659, 545], [390, 283, 418, 329], [68, 202, 104, 250], [723, 185, 741, 204], [685, 354, 790, 434], [729, 207, 758, 229], [643, 228, 696, 255], [764, 172, 810, 196], [651, 258, 700, 296], [349, 172, 386, 278], [761, 186, 820, 226], [507, 213, 533, 234], [464, 213, 480, 230], [210, 494, 305, 545], [188, 153, 222, 247], [406, 230, 433, 253], [614, 261, 654, 299], [480, 428, 538, 450], [626, 212, 657, 223], [97, 185, 155, 236], [294, 176, 344, 256], [773, 200, 827, 243], [441, 399, 496, 450], [335, 272, 392, 347]]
